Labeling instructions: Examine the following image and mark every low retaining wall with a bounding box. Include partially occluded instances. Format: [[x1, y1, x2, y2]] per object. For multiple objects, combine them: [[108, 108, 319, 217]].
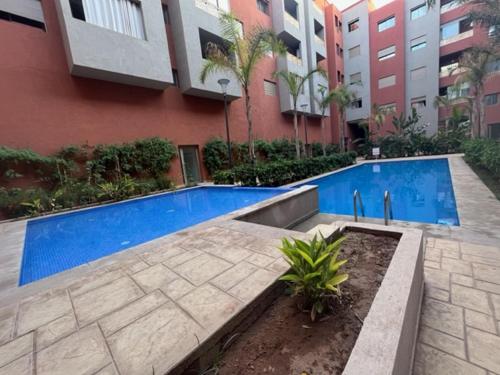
[[234, 185, 318, 229], [309, 222, 424, 375]]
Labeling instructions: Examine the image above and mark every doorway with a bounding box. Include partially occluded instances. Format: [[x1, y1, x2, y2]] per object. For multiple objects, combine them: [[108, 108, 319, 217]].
[[179, 146, 202, 185]]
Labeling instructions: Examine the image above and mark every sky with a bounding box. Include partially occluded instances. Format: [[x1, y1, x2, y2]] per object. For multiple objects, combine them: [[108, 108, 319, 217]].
[[329, 0, 395, 10]]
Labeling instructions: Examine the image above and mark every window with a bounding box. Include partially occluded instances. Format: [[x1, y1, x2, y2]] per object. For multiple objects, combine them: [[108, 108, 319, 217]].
[[69, 0, 145, 39], [348, 18, 359, 32], [486, 58, 500, 73], [410, 4, 427, 20], [314, 19, 325, 41], [410, 66, 426, 80], [444, 83, 470, 99], [335, 15, 339, 27], [172, 69, 180, 88], [199, 29, 232, 60], [489, 25, 496, 38], [337, 70, 341, 82], [257, 0, 269, 15], [349, 45, 361, 58], [284, 0, 298, 21], [378, 16, 395, 32], [410, 35, 427, 51], [489, 123, 500, 139], [162, 4, 170, 24], [411, 96, 427, 109], [0, 9, 45, 30], [440, 17, 473, 41], [264, 80, 277, 96], [441, 0, 460, 13], [378, 45, 396, 61], [380, 103, 396, 113], [378, 75, 396, 89], [350, 72, 361, 85], [485, 93, 498, 106], [352, 98, 363, 108]]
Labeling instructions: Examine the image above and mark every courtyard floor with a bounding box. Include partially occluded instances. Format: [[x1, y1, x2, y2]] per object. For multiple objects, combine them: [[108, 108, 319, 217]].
[[0, 154, 499, 374]]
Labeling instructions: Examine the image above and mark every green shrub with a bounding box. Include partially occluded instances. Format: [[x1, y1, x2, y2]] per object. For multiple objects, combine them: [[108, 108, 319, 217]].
[[464, 139, 500, 176], [203, 139, 230, 175], [213, 152, 356, 187], [279, 235, 349, 321]]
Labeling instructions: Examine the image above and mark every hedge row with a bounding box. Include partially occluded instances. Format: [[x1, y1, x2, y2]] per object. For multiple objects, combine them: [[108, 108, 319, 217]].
[[464, 139, 500, 177], [213, 152, 357, 187]]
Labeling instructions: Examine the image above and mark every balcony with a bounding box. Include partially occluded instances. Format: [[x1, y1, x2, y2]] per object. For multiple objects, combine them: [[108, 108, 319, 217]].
[[440, 0, 461, 14], [284, 11, 299, 28], [55, 0, 173, 89], [195, 0, 229, 17], [287, 52, 302, 66], [440, 29, 473, 46]]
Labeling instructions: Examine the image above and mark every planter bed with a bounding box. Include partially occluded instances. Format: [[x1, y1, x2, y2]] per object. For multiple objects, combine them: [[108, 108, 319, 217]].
[[181, 221, 423, 375], [216, 229, 399, 374]]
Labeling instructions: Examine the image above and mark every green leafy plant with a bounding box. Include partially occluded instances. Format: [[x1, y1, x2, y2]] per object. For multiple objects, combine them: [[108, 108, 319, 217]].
[[97, 175, 137, 201], [20, 198, 44, 216], [279, 235, 349, 321]]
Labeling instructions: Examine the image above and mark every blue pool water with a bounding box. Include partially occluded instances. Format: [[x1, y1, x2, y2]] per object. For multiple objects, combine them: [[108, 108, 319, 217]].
[[20, 186, 288, 285], [299, 158, 459, 226]]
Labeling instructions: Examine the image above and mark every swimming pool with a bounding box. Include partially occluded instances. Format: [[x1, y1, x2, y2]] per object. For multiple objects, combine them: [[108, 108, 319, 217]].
[[298, 158, 459, 226], [20, 186, 289, 285]]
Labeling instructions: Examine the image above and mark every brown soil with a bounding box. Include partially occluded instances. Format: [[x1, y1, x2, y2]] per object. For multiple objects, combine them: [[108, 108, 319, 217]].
[[216, 231, 399, 375]]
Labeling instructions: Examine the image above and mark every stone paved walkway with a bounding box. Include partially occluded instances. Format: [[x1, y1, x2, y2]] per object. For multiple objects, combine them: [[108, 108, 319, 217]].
[[414, 237, 500, 375], [0, 221, 305, 375]]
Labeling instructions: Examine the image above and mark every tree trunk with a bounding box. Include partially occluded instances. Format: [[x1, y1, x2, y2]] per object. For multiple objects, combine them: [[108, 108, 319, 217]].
[[321, 114, 326, 156], [477, 87, 486, 138], [293, 110, 300, 159], [339, 111, 345, 152], [244, 88, 255, 162]]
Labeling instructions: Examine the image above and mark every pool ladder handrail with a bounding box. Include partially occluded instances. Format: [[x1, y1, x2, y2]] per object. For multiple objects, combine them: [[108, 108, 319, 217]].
[[384, 190, 393, 226], [353, 190, 365, 222]]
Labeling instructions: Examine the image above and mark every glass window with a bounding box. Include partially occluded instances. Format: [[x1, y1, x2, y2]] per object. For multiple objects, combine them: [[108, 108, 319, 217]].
[[440, 17, 473, 40], [352, 98, 362, 108], [378, 16, 395, 32], [172, 69, 180, 88], [350, 72, 361, 85], [411, 36, 427, 51], [256, 0, 269, 15], [380, 103, 396, 113], [264, 80, 277, 96], [162, 4, 170, 24], [485, 93, 498, 106], [348, 18, 359, 32], [378, 75, 396, 89], [348, 45, 361, 58], [411, 96, 427, 109], [411, 66, 426, 80], [410, 3, 427, 20], [489, 123, 500, 139], [378, 45, 396, 61]]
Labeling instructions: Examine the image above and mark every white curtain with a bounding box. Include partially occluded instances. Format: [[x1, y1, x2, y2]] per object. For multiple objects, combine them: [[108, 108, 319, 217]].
[[82, 0, 146, 40]]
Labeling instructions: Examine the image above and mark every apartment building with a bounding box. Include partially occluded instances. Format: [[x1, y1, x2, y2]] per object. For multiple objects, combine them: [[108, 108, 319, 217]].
[[1, 0, 498, 185], [332, 0, 500, 145], [0, 0, 330, 185]]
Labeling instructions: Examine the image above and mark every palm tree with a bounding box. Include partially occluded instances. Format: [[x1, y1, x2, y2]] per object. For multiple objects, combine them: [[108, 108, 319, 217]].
[[315, 84, 332, 156], [200, 13, 286, 162], [328, 84, 357, 152], [451, 48, 493, 137], [459, 0, 500, 49], [274, 68, 326, 158], [433, 94, 473, 132]]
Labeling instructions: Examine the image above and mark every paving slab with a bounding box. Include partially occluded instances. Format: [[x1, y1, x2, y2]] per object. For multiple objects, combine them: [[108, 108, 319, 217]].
[[72, 277, 144, 326], [465, 309, 497, 334], [210, 261, 259, 291], [36, 314, 78, 351], [0, 354, 32, 375], [107, 301, 203, 375], [451, 284, 492, 314], [467, 327, 500, 373], [421, 299, 464, 338], [419, 326, 466, 359], [0, 332, 33, 368], [130, 263, 178, 293], [441, 258, 472, 276], [17, 291, 72, 336], [36, 324, 110, 375], [99, 290, 168, 337], [228, 268, 279, 302], [173, 253, 232, 286], [160, 277, 195, 301], [414, 344, 486, 375], [473, 264, 500, 285]]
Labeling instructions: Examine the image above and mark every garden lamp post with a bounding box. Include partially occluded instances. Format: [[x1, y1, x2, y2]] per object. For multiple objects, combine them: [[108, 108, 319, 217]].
[[301, 103, 309, 157], [218, 78, 232, 168]]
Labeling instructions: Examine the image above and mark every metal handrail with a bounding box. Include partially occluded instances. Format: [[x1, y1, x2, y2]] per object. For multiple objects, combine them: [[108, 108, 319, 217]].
[[353, 190, 365, 222], [384, 190, 393, 225]]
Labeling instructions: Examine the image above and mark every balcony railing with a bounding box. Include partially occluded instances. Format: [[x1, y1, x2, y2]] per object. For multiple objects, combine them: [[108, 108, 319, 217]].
[[287, 52, 302, 66], [314, 34, 325, 45], [440, 1, 461, 14], [195, 0, 228, 17], [284, 12, 299, 28], [440, 30, 473, 46], [439, 65, 466, 78]]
